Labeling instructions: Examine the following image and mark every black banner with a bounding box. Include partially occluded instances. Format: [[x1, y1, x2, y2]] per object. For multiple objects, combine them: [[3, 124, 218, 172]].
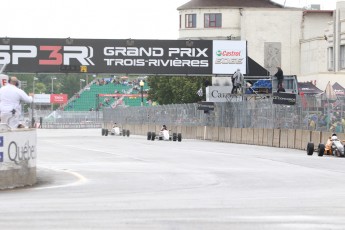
[[272, 92, 297, 105], [0, 38, 213, 74], [197, 101, 215, 111]]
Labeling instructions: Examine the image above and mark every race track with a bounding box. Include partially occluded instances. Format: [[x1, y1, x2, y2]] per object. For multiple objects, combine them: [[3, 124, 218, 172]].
[[1, 129, 345, 230]]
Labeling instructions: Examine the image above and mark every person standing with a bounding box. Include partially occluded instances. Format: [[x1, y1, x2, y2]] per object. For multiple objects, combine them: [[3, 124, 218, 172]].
[[0, 76, 33, 128], [274, 67, 284, 90], [231, 69, 244, 94]]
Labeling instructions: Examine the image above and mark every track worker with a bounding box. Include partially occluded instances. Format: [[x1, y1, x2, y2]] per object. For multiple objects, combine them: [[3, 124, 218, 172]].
[[0, 76, 33, 128]]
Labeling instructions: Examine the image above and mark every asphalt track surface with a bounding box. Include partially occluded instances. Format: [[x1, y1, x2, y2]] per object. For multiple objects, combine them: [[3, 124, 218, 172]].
[[1, 129, 345, 230]]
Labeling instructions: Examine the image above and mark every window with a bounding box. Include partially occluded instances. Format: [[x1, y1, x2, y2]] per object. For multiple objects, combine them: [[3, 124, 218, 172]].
[[185, 14, 196, 28], [179, 15, 181, 29], [204, 13, 222, 28], [328, 47, 334, 71], [340, 45, 345, 69]]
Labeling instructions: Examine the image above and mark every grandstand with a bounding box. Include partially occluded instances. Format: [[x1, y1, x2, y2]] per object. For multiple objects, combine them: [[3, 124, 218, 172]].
[[64, 78, 149, 111]]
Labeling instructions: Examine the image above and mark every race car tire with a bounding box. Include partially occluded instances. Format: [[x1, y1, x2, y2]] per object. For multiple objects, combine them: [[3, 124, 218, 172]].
[[172, 133, 177, 141], [122, 129, 126, 136], [102, 128, 105, 136], [318, 144, 325, 157], [126, 130, 130, 137], [177, 133, 182, 142], [151, 132, 156, 141], [307, 142, 314, 155], [147, 132, 151, 140], [105, 129, 109, 136]]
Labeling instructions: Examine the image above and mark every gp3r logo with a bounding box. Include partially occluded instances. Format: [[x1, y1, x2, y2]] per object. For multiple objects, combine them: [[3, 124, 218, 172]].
[[0, 45, 95, 66]]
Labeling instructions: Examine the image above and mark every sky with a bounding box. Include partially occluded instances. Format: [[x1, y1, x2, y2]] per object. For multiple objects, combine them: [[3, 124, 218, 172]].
[[1, 0, 338, 40]]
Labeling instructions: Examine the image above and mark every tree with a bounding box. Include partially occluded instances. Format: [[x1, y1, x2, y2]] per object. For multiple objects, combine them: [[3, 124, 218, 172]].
[[146, 75, 211, 105]]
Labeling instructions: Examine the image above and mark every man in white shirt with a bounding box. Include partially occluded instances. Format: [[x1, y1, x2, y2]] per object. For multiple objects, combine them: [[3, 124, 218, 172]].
[[0, 76, 33, 128]]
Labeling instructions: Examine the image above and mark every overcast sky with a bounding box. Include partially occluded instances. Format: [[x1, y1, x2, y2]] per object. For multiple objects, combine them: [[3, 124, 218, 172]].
[[1, 0, 338, 40]]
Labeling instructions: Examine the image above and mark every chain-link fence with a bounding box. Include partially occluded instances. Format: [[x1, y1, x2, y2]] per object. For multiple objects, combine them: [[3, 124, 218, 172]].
[[29, 93, 345, 132], [103, 94, 345, 132]]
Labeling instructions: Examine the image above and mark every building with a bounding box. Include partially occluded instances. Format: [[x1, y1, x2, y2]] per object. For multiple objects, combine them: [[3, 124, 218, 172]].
[[177, 0, 344, 90]]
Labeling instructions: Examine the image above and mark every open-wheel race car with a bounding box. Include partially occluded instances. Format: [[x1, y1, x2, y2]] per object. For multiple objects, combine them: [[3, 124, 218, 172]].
[[147, 130, 182, 142], [307, 134, 345, 157], [101, 125, 130, 137]]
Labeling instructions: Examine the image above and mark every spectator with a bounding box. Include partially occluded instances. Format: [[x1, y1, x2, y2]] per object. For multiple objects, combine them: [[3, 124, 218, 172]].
[[231, 69, 244, 94], [0, 76, 33, 128], [274, 67, 284, 89]]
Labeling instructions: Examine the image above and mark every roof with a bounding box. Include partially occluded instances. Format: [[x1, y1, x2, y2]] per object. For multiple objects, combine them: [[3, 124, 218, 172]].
[[177, 0, 285, 10], [303, 10, 333, 15], [333, 82, 345, 96], [298, 82, 323, 94]]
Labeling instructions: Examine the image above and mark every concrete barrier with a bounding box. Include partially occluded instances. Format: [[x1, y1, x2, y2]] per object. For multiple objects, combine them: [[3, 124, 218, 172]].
[[302, 130, 311, 150], [101, 123, 345, 155], [211, 127, 219, 141], [218, 127, 225, 142], [263, 129, 274, 147], [280, 129, 288, 148], [295, 129, 303, 150], [287, 129, 296, 149], [225, 127, 231, 142], [0, 128, 37, 190], [311, 131, 321, 146], [196, 126, 204, 140], [247, 128, 254, 145], [273, 129, 280, 147], [231, 128, 241, 143]]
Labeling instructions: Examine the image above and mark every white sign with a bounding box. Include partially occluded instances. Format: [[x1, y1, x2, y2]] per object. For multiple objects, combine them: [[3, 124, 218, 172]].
[[206, 86, 232, 102], [0, 129, 37, 170], [34, 94, 51, 103], [212, 40, 247, 74]]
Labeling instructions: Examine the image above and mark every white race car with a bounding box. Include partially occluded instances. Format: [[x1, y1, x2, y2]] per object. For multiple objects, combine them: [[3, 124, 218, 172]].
[[147, 130, 182, 142], [101, 126, 130, 137]]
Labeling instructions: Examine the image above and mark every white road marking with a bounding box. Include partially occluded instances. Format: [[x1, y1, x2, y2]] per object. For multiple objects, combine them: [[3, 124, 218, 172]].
[[32, 167, 88, 190]]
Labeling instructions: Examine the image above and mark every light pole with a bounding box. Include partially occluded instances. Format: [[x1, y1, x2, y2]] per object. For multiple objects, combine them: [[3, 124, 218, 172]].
[[51, 77, 57, 110], [80, 79, 86, 90], [140, 80, 144, 106], [31, 76, 38, 127]]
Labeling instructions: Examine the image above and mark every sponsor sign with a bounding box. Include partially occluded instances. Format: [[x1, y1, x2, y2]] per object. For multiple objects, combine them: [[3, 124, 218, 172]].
[[197, 101, 215, 111], [33, 94, 51, 104], [51, 94, 68, 104], [206, 86, 232, 102], [212, 40, 247, 74], [0, 38, 247, 75], [0, 130, 36, 170], [272, 92, 297, 105]]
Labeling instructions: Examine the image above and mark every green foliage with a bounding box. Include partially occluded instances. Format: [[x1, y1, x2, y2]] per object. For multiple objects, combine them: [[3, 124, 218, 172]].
[[147, 75, 211, 105]]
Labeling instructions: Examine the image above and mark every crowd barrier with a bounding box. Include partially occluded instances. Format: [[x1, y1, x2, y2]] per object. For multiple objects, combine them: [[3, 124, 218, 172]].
[[104, 122, 337, 151]]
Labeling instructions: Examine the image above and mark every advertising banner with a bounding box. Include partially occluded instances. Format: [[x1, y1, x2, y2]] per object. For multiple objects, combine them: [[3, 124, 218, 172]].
[[0, 130, 37, 170], [206, 86, 232, 102], [33, 94, 51, 103], [51, 94, 68, 104], [272, 92, 297, 105], [212, 40, 247, 74], [0, 38, 247, 75]]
